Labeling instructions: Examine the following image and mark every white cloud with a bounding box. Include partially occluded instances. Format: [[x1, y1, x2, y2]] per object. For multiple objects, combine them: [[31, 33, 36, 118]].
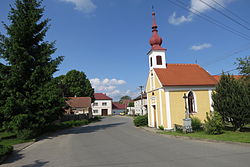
[[169, 0, 233, 25], [60, 0, 96, 13], [90, 78, 100, 86], [90, 78, 136, 101], [190, 43, 212, 51], [102, 78, 126, 85], [168, 12, 192, 25]]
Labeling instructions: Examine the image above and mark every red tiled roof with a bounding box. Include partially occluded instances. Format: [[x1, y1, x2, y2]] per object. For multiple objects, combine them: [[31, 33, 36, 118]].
[[112, 102, 126, 110], [66, 97, 91, 108], [154, 64, 218, 86], [213, 75, 242, 82], [94, 93, 112, 100], [134, 94, 147, 101]]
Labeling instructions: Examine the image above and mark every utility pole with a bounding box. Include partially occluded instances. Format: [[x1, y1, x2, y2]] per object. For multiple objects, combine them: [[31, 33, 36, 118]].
[[139, 86, 144, 115]]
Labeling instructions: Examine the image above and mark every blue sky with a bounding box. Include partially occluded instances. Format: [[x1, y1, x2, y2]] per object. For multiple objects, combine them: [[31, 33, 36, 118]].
[[1, 0, 250, 100]]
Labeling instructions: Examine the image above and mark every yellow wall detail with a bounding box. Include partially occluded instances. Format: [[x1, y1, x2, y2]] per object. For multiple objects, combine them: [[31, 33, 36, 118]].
[[169, 90, 211, 127]]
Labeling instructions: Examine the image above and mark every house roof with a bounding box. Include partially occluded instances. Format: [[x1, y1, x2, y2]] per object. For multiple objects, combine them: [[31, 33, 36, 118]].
[[134, 93, 147, 101], [154, 64, 218, 86], [112, 102, 126, 110], [94, 93, 112, 100], [66, 97, 91, 108], [213, 75, 242, 82]]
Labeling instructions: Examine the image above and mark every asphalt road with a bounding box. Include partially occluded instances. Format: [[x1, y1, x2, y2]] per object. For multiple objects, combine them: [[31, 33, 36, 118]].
[[2, 116, 250, 167]]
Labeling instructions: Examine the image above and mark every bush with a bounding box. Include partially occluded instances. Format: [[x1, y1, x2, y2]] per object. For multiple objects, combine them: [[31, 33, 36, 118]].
[[16, 129, 36, 140], [191, 117, 202, 131], [158, 125, 164, 130], [90, 116, 102, 122], [0, 145, 13, 158], [134, 115, 148, 127], [204, 112, 224, 135], [61, 120, 89, 128]]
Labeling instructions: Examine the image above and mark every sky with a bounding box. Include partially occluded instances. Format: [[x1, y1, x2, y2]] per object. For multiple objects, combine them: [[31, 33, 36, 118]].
[[1, 0, 250, 100]]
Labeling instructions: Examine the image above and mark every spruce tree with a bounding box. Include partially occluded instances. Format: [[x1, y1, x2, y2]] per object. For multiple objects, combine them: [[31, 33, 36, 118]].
[[0, 0, 64, 137], [212, 73, 250, 131]]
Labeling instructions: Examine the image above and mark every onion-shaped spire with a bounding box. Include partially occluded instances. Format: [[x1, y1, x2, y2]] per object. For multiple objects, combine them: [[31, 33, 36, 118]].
[[149, 12, 165, 50]]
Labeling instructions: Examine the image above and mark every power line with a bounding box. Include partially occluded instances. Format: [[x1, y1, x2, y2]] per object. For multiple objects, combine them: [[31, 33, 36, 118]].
[[166, 0, 250, 40], [175, 0, 250, 40], [215, 68, 238, 75], [211, 0, 250, 26], [138, 86, 144, 115], [202, 44, 250, 67], [199, 0, 250, 30]]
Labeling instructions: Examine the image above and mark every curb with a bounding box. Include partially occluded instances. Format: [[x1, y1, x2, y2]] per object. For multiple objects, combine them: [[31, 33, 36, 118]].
[[140, 126, 250, 146], [0, 140, 35, 164]]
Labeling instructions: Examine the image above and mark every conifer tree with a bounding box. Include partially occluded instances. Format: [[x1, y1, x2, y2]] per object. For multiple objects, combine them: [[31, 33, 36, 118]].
[[0, 0, 64, 137], [212, 73, 250, 131]]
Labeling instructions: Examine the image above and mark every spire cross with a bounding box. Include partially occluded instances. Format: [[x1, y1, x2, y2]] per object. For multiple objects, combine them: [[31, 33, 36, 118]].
[[152, 9, 157, 31]]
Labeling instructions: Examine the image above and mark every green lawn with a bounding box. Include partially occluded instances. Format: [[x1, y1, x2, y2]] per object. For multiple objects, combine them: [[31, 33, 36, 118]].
[[159, 130, 250, 143], [0, 131, 31, 146], [0, 138, 31, 146]]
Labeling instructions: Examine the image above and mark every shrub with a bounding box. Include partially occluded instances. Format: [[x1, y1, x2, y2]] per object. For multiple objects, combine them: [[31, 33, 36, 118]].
[[134, 115, 148, 127], [204, 112, 224, 135], [0, 145, 13, 158], [90, 116, 102, 122], [191, 117, 202, 131], [158, 125, 164, 130], [61, 120, 89, 128], [16, 129, 36, 140]]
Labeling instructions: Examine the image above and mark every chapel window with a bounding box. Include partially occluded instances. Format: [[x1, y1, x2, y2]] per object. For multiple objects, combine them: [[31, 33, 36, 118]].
[[156, 56, 162, 65], [188, 91, 196, 113]]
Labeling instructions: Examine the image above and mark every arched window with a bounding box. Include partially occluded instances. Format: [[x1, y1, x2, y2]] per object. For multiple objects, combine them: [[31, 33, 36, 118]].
[[156, 56, 162, 65], [188, 91, 196, 113]]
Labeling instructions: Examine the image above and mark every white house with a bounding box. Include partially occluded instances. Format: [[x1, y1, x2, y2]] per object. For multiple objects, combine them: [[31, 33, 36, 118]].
[[133, 93, 147, 115], [92, 93, 112, 116]]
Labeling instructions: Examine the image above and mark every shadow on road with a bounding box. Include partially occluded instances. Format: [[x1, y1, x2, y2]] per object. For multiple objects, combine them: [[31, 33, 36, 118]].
[[21, 160, 49, 167], [2, 150, 24, 165], [2, 118, 127, 166], [37, 121, 126, 141]]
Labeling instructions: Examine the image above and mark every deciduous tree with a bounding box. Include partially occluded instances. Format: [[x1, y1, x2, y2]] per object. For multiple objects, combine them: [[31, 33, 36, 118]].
[[55, 70, 94, 99]]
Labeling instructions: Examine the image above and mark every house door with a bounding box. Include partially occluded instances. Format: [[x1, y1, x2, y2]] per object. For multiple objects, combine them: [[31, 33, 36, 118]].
[[101, 109, 108, 116], [153, 105, 157, 128]]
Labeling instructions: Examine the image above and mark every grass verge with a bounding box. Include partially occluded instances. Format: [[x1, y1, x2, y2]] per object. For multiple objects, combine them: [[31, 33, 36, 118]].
[[159, 130, 250, 143]]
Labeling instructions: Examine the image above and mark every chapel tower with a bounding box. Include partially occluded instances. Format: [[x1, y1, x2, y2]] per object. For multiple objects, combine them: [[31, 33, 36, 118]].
[[148, 11, 166, 70]]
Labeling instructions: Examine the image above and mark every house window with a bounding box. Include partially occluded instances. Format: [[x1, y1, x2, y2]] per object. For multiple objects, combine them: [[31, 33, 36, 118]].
[[93, 110, 98, 113], [150, 57, 153, 67], [188, 91, 196, 113], [102, 102, 107, 106], [93, 102, 98, 106], [156, 56, 162, 65]]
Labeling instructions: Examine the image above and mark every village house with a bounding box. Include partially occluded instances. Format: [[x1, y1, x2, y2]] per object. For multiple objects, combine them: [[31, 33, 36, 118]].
[[112, 102, 126, 115], [146, 12, 218, 130], [65, 97, 92, 118], [92, 93, 113, 116], [133, 93, 147, 115]]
